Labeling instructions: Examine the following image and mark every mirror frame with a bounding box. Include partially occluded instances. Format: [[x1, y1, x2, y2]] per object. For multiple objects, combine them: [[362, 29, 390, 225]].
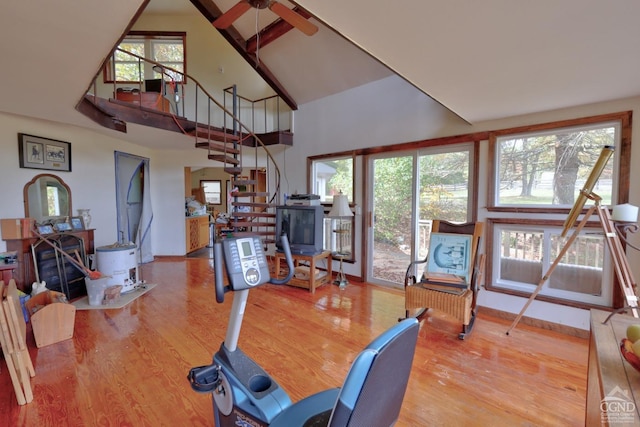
[[24, 173, 72, 222]]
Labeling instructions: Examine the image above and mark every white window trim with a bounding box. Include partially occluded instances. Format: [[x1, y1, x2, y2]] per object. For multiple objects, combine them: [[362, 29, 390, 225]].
[[491, 222, 613, 307]]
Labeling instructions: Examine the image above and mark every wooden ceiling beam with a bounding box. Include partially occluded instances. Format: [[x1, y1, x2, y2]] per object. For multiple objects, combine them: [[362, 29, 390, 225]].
[[189, 0, 298, 110], [246, 7, 312, 54]]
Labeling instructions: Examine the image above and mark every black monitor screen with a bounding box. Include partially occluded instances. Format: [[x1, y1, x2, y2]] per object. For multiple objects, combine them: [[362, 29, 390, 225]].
[[145, 79, 163, 93]]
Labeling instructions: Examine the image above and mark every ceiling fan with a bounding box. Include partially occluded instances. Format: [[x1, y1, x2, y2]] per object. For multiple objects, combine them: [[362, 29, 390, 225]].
[[213, 0, 319, 36]]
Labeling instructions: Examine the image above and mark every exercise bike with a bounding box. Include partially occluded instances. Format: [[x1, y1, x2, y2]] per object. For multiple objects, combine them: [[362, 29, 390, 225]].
[[188, 235, 419, 427]]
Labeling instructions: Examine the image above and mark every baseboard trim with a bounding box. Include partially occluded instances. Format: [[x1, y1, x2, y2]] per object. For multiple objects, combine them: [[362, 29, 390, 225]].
[[477, 306, 590, 339]]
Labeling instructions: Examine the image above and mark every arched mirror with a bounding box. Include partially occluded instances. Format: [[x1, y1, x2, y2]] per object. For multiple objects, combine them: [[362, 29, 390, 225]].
[[24, 173, 72, 224]]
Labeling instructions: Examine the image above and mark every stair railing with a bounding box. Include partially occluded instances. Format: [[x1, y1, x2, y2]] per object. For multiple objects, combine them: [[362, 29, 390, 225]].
[[84, 48, 285, 207]]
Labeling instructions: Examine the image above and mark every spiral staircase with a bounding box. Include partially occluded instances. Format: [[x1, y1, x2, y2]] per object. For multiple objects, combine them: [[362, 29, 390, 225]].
[[77, 48, 291, 245]]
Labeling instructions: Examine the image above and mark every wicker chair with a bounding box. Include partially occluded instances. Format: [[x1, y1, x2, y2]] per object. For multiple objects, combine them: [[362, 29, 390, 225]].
[[402, 220, 484, 339]]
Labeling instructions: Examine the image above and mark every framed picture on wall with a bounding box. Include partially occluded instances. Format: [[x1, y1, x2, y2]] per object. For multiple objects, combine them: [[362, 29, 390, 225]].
[[18, 133, 72, 172]]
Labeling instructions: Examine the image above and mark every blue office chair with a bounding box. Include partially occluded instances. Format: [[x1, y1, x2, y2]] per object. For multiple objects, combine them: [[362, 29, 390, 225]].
[[270, 318, 419, 427]]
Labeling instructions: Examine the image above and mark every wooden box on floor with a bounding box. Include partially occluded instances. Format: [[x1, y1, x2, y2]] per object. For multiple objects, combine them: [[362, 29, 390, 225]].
[[25, 290, 76, 348]]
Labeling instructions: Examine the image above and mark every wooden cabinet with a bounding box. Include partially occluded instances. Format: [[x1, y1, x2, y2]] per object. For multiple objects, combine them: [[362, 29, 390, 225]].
[[3, 229, 94, 295], [587, 309, 640, 426], [186, 216, 210, 253]]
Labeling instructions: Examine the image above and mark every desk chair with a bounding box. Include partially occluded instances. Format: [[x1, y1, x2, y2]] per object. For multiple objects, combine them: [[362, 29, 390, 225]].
[[270, 318, 419, 427], [403, 220, 484, 339]]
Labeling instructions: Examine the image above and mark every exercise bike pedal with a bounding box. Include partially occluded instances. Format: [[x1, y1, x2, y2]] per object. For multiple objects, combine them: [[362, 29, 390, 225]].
[[187, 363, 221, 394]]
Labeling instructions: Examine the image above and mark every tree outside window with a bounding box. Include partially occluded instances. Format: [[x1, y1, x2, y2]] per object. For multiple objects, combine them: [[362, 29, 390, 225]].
[[494, 123, 617, 208]]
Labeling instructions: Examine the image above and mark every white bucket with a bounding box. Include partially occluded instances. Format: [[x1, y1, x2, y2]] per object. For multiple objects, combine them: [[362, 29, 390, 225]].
[[96, 244, 139, 293], [85, 276, 114, 306]]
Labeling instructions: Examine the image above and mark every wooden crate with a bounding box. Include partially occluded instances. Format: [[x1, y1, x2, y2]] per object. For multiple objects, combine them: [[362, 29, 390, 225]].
[[25, 291, 75, 348]]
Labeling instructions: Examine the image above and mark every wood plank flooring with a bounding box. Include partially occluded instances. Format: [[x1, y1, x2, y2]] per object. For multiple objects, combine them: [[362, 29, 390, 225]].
[[0, 256, 588, 426]]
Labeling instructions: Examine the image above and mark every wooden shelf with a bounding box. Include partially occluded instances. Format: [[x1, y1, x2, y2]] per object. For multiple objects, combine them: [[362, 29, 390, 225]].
[[274, 250, 332, 294]]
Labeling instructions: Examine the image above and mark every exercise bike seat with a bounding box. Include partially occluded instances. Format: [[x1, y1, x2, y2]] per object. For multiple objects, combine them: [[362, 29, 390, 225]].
[[269, 318, 419, 427]]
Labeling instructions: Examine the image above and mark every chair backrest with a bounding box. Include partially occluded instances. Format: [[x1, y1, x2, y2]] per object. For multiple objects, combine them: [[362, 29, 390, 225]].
[[329, 318, 419, 427]]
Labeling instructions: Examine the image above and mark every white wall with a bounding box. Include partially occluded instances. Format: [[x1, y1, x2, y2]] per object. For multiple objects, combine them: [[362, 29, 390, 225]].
[[0, 112, 153, 251]]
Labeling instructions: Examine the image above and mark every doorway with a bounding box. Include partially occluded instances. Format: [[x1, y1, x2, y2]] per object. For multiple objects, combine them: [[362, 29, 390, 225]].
[[115, 152, 153, 263], [367, 154, 415, 288]]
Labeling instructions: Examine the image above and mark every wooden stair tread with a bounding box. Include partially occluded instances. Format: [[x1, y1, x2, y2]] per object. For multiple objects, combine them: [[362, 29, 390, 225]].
[[189, 127, 239, 141], [230, 192, 269, 197], [232, 179, 257, 186], [224, 167, 243, 174], [195, 141, 240, 154], [208, 154, 240, 164]]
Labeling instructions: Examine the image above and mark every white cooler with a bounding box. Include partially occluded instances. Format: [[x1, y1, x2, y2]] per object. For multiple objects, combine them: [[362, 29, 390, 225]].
[[95, 244, 139, 293]]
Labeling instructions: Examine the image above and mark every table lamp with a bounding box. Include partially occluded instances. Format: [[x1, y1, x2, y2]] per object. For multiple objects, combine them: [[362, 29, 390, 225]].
[[327, 191, 353, 289]]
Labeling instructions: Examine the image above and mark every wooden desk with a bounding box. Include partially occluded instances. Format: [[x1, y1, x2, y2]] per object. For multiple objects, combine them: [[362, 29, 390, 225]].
[[115, 90, 171, 112], [274, 250, 332, 293], [588, 309, 640, 426]]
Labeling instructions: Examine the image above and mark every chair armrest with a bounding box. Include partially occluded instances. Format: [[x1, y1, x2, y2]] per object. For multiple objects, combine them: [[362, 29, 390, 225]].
[[404, 257, 428, 289]]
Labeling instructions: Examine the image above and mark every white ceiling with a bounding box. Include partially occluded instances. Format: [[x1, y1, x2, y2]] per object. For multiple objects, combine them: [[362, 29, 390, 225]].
[[2, 0, 640, 149]]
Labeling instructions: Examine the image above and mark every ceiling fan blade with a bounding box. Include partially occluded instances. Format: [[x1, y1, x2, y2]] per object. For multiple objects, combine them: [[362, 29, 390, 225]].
[[270, 2, 318, 36], [213, 0, 252, 29]]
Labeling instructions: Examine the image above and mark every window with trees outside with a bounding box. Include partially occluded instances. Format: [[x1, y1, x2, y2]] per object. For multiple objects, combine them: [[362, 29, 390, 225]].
[[487, 112, 631, 307], [104, 32, 185, 83], [201, 180, 221, 205], [311, 156, 354, 260]]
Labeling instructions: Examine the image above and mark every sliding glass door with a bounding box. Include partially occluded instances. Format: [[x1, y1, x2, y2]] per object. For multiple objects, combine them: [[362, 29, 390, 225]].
[[368, 154, 415, 287], [367, 144, 474, 288]]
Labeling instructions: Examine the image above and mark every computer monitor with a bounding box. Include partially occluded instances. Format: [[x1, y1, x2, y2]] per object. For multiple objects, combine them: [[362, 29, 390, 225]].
[[145, 79, 163, 93]]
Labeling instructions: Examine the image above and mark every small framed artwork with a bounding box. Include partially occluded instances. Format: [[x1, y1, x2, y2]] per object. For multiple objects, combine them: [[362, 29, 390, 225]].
[[18, 133, 72, 172], [37, 225, 55, 235], [54, 222, 72, 232], [70, 217, 85, 231], [425, 232, 473, 283]]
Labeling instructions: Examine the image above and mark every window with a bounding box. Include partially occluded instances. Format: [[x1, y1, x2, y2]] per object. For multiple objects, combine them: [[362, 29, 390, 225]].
[[310, 155, 355, 258], [487, 112, 631, 308], [491, 121, 619, 211], [201, 180, 221, 205], [311, 156, 354, 204], [104, 32, 186, 83], [490, 221, 611, 306]]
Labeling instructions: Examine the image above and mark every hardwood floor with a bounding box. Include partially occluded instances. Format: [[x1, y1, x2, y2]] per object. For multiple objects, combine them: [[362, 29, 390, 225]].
[[1, 256, 588, 426]]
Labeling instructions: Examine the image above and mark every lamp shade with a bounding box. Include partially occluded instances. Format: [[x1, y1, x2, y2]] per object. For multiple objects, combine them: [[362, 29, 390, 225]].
[[328, 193, 353, 218], [612, 203, 639, 222]]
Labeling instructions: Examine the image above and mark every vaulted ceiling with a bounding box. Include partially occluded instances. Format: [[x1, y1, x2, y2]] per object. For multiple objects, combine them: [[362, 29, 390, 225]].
[[2, 0, 640, 148]]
